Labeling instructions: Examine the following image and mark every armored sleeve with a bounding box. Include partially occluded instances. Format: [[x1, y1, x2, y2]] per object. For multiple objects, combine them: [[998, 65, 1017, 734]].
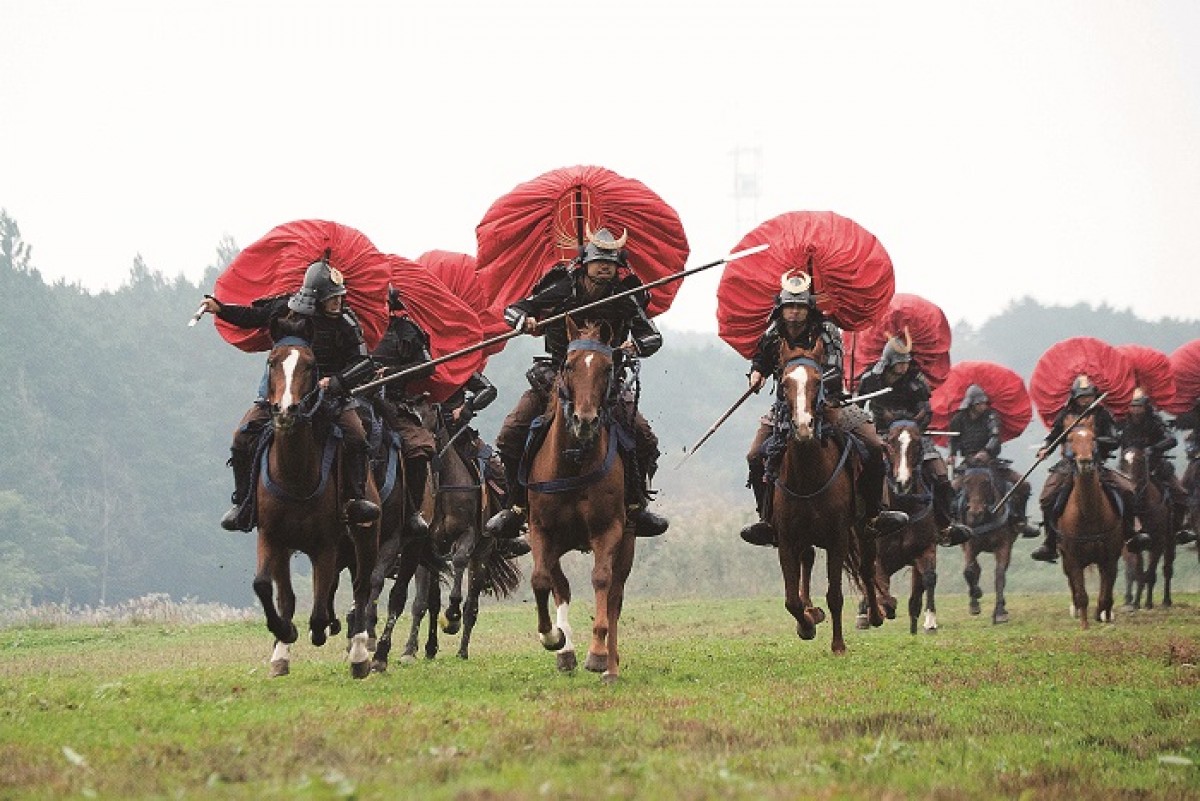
[[750, 325, 780, 377], [984, 409, 1002, 457], [628, 300, 663, 357], [214, 296, 287, 330], [819, 322, 845, 397], [328, 310, 375, 395], [504, 269, 573, 329], [464, 372, 498, 412], [1150, 417, 1177, 453], [947, 410, 966, 459]]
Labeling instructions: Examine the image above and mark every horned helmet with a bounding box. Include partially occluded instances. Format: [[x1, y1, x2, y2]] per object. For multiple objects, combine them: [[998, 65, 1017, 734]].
[[771, 271, 815, 320], [873, 327, 914, 375], [288, 258, 346, 316], [580, 224, 629, 268]]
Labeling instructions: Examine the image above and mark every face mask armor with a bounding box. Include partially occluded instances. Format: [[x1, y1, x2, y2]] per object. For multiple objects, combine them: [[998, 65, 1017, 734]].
[[288, 259, 346, 315]]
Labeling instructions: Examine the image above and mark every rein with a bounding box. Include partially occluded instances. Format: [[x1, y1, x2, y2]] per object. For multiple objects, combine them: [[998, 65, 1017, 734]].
[[775, 435, 853, 501], [773, 353, 849, 501]]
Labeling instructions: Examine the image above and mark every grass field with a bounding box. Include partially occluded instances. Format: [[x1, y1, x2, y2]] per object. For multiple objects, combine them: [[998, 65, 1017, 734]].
[[1, 588, 1198, 800]]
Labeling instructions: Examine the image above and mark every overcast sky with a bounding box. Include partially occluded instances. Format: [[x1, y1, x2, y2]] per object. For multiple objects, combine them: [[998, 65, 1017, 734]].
[[4, 1, 1199, 333]]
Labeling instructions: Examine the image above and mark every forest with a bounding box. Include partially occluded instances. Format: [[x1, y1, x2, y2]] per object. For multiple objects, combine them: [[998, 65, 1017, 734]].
[[1, 209, 1197, 610]]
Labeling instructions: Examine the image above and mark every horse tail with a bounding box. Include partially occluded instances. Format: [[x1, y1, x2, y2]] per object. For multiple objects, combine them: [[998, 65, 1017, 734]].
[[842, 520, 868, 596], [481, 546, 523, 599]]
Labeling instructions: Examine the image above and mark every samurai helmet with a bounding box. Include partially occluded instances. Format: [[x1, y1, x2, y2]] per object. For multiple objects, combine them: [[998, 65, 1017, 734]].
[[959, 383, 990, 410], [387, 284, 405, 312], [1130, 387, 1151, 407], [580, 224, 629, 267], [773, 271, 815, 313], [873, 327, 914, 374], [1068, 374, 1098, 401], [288, 257, 346, 315]]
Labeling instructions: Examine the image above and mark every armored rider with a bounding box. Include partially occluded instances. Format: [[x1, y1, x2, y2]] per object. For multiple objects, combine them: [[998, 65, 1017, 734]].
[[484, 227, 668, 540], [202, 259, 381, 530], [740, 273, 910, 547], [368, 287, 438, 538], [1118, 388, 1197, 545], [947, 384, 1039, 537], [1030, 376, 1152, 562], [855, 332, 973, 546]]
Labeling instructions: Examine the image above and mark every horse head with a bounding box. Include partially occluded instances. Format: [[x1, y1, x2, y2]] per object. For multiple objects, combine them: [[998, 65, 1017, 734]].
[[778, 338, 826, 443], [1120, 445, 1149, 486], [266, 341, 317, 434], [886, 419, 924, 496], [958, 466, 1000, 528], [561, 317, 616, 447], [1065, 414, 1098, 475]]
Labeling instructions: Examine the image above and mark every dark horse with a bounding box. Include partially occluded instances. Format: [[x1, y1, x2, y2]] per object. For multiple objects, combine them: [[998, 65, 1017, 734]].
[[527, 319, 634, 683], [1119, 445, 1175, 610], [402, 406, 522, 662], [954, 457, 1020, 624], [253, 341, 379, 678], [773, 339, 884, 655], [1057, 415, 1123, 628], [859, 419, 939, 635]]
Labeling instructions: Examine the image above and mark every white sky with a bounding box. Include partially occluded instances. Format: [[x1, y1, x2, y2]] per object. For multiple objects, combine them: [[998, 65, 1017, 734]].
[[4, 1, 1199, 332]]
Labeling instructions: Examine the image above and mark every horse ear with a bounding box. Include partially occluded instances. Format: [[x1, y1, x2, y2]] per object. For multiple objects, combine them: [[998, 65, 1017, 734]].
[[566, 314, 580, 341]]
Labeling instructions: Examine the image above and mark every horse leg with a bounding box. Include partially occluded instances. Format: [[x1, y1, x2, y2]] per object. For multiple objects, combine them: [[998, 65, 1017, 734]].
[[781, 538, 815, 640], [1063, 557, 1089, 630], [306, 547, 338, 649], [963, 544, 983, 616], [1162, 540, 1175, 607], [1143, 547, 1160, 610], [367, 528, 403, 654], [373, 554, 415, 672], [920, 552, 938, 634], [598, 529, 635, 684], [345, 522, 378, 678], [1121, 550, 1139, 611], [992, 539, 1012, 624], [402, 565, 431, 662], [825, 542, 847, 655], [457, 565, 484, 660], [531, 537, 575, 671], [799, 545, 825, 626], [441, 547, 468, 636], [1097, 555, 1118, 624], [858, 536, 886, 628], [423, 565, 441, 660], [908, 567, 922, 635], [585, 524, 623, 676], [253, 538, 298, 649]]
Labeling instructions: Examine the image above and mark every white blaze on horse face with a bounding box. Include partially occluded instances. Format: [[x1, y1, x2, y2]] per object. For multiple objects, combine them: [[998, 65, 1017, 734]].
[[785, 363, 814, 434], [584, 353, 594, 371], [279, 348, 302, 409], [896, 429, 913, 486]]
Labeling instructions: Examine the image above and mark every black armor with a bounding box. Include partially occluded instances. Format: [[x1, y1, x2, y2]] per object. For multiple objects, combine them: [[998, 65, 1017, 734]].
[[949, 406, 1002, 460], [857, 364, 933, 431], [751, 319, 845, 398], [288, 259, 347, 316], [372, 315, 434, 400]]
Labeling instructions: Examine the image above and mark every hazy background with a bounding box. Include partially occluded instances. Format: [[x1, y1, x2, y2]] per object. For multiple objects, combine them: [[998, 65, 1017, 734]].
[[4, 1, 1200, 334]]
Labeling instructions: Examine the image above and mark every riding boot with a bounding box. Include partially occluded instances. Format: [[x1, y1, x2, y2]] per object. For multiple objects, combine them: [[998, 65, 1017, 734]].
[[220, 448, 253, 531], [1173, 502, 1197, 544], [1009, 493, 1041, 538], [630, 504, 669, 538], [934, 474, 972, 546], [496, 536, 531, 558], [1124, 506, 1152, 553], [404, 457, 430, 538], [484, 454, 526, 539], [1030, 521, 1058, 562], [739, 468, 776, 547], [343, 452, 381, 525], [860, 455, 908, 537]]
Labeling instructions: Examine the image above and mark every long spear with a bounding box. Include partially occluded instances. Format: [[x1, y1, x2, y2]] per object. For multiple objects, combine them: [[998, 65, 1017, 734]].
[[990, 390, 1109, 516], [675, 385, 757, 469], [351, 244, 770, 397]]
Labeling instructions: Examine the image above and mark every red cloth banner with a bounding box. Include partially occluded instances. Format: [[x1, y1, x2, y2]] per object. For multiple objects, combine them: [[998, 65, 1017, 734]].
[[1029, 337, 1136, 429], [849, 293, 952, 389], [1114, 344, 1177, 413], [930, 361, 1032, 445], [416, 250, 509, 357], [1166, 339, 1200, 415]]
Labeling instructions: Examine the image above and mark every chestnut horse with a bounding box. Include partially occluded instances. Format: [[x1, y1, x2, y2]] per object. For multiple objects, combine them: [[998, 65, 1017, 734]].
[[1057, 415, 1123, 628], [403, 408, 521, 661], [253, 340, 379, 678], [1119, 445, 1174, 609], [954, 459, 1020, 624], [773, 339, 884, 655], [859, 419, 939, 635], [527, 319, 633, 683]]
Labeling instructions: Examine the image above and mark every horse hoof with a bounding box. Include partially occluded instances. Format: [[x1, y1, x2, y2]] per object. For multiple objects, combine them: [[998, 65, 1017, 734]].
[[924, 625, 938, 635], [796, 621, 817, 641], [350, 660, 371, 680], [831, 643, 847, 656], [969, 601, 981, 616], [993, 612, 1009, 625], [882, 603, 897, 621], [809, 607, 827, 625], [600, 672, 619, 686], [371, 659, 388, 673], [269, 659, 289, 678], [855, 614, 870, 631], [584, 652, 608, 673], [556, 650, 578, 673], [540, 628, 567, 652], [398, 654, 418, 666], [328, 619, 341, 637], [442, 619, 462, 636], [311, 631, 327, 648]]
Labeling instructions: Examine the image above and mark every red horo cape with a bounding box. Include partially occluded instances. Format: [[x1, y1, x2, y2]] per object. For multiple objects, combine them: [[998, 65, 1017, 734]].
[[212, 220, 391, 352], [474, 165, 690, 321], [1114, 344, 1177, 413], [848, 293, 952, 390], [1166, 339, 1200, 415], [716, 211, 895, 359], [1029, 337, 1136, 429], [930, 361, 1032, 445], [416, 250, 509, 357], [386, 255, 484, 403]]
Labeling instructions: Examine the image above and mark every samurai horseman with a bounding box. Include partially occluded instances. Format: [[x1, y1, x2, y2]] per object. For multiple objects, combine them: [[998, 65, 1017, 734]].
[[946, 384, 1039, 537], [367, 287, 439, 538], [202, 259, 381, 530], [740, 273, 910, 547], [1118, 388, 1197, 545], [1031, 376, 1153, 562], [855, 330, 974, 546], [484, 226, 669, 540]]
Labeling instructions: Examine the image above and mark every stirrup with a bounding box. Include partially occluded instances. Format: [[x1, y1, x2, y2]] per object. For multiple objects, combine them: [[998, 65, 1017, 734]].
[[632, 508, 669, 538], [1126, 530, 1153, 553], [740, 520, 776, 547], [938, 523, 972, 547], [868, 510, 909, 538], [1176, 528, 1198, 545], [220, 505, 243, 532], [1030, 541, 1058, 563], [344, 498, 380, 525]]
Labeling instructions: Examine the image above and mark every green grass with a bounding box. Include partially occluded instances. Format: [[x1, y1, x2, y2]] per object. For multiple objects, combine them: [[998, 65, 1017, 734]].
[[2, 591, 1198, 800]]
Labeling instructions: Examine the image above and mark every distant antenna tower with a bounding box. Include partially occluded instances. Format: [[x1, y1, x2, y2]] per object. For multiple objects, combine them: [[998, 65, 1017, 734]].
[[730, 144, 763, 234]]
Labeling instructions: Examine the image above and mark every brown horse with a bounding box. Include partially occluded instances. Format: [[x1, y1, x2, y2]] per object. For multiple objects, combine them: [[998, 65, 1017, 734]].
[[1057, 415, 1123, 628], [527, 319, 633, 682], [402, 407, 521, 662], [955, 458, 1020, 624], [859, 419, 939, 635], [773, 339, 884, 655], [252, 341, 379, 678], [1119, 445, 1175, 609]]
